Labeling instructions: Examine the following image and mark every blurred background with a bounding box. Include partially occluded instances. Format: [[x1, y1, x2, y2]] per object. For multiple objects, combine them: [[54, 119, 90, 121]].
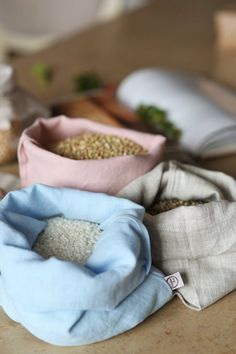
[[0, 0, 149, 61], [3, 0, 235, 174], [1, 0, 236, 97]]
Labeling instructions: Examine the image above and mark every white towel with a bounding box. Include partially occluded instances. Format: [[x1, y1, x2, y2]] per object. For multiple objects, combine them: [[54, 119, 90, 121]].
[[117, 68, 236, 157]]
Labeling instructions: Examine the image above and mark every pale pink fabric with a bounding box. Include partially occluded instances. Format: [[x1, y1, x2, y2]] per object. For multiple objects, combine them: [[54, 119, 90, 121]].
[[18, 116, 166, 194]]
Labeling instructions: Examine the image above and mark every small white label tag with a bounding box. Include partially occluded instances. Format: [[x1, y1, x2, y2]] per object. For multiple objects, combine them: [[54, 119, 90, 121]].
[[164, 272, 184, 290]]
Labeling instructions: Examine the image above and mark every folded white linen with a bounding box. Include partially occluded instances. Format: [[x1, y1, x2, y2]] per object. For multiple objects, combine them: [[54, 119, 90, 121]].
[[117, 68, 236, 157]]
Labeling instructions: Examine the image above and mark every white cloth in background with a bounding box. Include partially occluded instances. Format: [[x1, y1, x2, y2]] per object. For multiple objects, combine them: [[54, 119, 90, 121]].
[[118, 161, 236, 310], [117, 68, 236, 158]]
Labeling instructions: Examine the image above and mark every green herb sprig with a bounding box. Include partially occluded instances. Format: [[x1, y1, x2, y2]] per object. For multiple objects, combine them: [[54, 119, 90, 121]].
[[137, 104, 182, 141], [32, 63, 53, 84], [74, 72, 103, 93]]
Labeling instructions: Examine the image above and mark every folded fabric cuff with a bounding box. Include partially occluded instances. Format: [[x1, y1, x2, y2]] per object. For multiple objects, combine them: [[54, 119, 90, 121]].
[[0, 184, 172, 345]]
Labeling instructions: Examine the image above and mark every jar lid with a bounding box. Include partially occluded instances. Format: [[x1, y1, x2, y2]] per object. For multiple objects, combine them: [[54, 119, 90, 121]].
[[0, 64, 16, 95]]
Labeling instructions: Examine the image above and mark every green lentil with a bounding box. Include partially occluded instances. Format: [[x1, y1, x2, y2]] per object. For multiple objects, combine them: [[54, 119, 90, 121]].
[[148, 199, 207, 215], [48, 133, 147, 160]]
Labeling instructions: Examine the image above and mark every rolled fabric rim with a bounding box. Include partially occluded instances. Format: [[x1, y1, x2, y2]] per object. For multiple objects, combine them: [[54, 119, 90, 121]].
[[18, 116, 166, 194], [0, 184, 172, 345]]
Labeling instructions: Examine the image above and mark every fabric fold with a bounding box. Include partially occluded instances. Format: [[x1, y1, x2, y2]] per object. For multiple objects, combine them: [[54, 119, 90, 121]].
[[18, 116, 166, 194], [0, 184, 172, 345], [118, 160, 236, 310], [117, 68, 236, 157]]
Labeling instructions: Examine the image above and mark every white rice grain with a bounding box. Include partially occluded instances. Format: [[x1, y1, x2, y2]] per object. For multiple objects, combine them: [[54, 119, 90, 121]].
[[33, 217, 101, 264]]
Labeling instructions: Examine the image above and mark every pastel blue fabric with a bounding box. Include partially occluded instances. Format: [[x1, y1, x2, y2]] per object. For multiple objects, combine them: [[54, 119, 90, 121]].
[[0, 184, 172, 346]]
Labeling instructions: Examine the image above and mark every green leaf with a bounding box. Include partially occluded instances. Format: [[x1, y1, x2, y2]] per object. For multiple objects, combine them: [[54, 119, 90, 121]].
[[32, 62, 53, 84], [136, 104, 182, 141], [74, 72, 103, 93]]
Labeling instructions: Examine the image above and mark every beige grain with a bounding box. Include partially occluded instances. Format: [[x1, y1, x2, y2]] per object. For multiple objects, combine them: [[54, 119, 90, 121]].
[[49, 133, 147, 160]]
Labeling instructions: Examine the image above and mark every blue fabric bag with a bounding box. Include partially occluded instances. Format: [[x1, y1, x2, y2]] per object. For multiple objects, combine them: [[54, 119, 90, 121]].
[[0, 184, 172, 346]]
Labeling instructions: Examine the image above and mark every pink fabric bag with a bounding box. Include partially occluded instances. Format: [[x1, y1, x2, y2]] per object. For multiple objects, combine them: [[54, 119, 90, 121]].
[[18, 116, 166, 194]]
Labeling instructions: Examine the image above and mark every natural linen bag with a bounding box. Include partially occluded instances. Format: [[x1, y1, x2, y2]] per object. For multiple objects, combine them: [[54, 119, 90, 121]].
[[18, 116, 166, 194], [0, 184, 172, 346], [118, 160, 236, 310]]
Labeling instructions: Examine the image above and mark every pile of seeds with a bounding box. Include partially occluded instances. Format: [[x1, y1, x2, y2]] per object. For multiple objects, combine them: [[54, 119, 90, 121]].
[[48, 133, 147, 160], [33, 217, 101, 264], [0, 129, 16, 164], [0, 121, 22, 164], [148, 199, 207, 215]]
